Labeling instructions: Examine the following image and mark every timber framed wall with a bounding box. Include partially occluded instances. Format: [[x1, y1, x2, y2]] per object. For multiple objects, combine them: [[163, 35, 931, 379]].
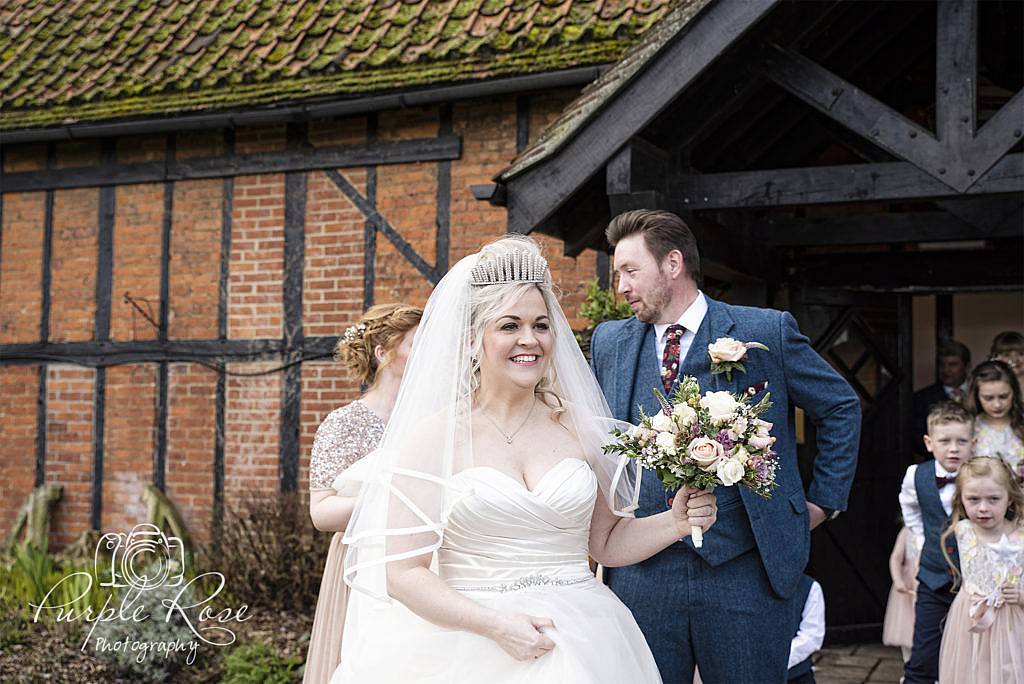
[[0, 91, 602, 549]]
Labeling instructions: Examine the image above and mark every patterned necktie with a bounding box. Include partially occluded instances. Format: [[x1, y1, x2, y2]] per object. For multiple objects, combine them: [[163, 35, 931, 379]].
[[661, 324, 686, 394]]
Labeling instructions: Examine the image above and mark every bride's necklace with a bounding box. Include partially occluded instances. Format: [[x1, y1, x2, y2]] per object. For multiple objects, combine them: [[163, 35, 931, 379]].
[[479, 397, 536, 445]]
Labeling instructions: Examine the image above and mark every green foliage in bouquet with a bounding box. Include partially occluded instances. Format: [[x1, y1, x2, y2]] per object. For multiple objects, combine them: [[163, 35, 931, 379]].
[[221, 642, 302, 684]]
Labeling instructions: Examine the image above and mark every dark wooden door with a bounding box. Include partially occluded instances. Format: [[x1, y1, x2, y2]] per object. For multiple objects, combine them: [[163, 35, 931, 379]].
[[789, 287, 914, 643]]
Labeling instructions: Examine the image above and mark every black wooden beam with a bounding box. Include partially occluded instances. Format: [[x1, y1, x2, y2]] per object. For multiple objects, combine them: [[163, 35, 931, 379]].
[[325, 169, 440, 284], [92, 139, 115, 530], [791, 246, 1024, 290], [503, 0, 779, 234], [936, 295, 954, 344], [363, 114, 378, 310], [762, 43, 950, 187], [435, 105, 452, 276], [35, 143, 56, 488], [935, 197, 1024, 235], [213, 128, 233, 549], [671, 154, 1024, 210], [516, 95, 531, 154], [280, 123, 307, 494], [154, 134, 174, 492], [606, 139, 670, 197], [0, 337, 339, 367], [757, 209, 1022, 247], [936, 0, 977, 150], [0, 136, 462, 193]]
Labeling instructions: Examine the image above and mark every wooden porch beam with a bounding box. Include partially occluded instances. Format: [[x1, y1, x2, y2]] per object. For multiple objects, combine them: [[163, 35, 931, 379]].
[[671, 154, 1024, 210], [756, 207, 1023, 247], [936, 0, 977, 149]]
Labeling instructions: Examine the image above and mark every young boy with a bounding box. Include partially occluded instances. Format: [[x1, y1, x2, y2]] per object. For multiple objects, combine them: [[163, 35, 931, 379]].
[[899, 401, 972, 684]]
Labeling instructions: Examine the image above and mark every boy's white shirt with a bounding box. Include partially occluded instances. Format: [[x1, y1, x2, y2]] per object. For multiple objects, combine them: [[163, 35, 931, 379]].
[[789, 580, 825, 669]]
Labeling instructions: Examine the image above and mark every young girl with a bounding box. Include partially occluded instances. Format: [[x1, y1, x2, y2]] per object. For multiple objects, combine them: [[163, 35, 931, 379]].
[[967, 360, 1024, 480], [938, 457, 1024, 684], [882, 523, 922, 662]]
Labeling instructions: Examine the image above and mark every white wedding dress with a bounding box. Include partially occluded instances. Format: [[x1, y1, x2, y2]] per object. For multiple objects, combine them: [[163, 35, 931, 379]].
[[332, 457, 662, 683]]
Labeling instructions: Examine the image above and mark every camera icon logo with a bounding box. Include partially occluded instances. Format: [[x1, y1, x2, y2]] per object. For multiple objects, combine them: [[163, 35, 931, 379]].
[[97, 523, 186, 590]]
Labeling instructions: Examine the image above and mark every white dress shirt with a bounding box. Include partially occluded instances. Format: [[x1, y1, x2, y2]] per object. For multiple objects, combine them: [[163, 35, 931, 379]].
[[653, 291, 708, 365], [943, 382, 968, 400], [899, 461, 956, 542], [788, 580, 825, 670]]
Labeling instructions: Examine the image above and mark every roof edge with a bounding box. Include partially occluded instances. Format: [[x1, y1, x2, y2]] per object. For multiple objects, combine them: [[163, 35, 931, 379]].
[[0, 67, 603, 145]]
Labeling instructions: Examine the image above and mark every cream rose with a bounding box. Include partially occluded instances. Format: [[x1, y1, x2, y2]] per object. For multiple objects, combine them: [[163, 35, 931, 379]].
[[752, 418, 773, 436], [700, 391, 738, 426], [708, 337, 748, 363], [716, 457, 745, 486], [674, 404, 698, 429], [655, 431, 677, 454], [688, 437, 724, 470], [651, 412, 677, 433], [731, 445, 751, 465]]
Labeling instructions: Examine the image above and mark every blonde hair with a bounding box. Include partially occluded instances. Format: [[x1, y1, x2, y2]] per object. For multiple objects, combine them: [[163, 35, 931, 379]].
[[469, 236, 565, 420], [335, 303, 422, 387], [925, 400, 973, 435], [940, 456, 1024, 587]]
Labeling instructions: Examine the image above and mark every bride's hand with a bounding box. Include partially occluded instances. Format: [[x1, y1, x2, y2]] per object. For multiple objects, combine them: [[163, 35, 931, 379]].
[[487, 612, 556, 661], [671, 486, 717, 538]]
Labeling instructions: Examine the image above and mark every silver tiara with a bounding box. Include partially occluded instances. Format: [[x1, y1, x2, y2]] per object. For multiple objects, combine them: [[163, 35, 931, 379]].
[[470, 249, 548, 286]]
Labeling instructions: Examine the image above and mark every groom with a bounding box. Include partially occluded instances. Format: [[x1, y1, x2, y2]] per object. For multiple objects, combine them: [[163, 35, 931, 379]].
[[591, 210, 860, 683]]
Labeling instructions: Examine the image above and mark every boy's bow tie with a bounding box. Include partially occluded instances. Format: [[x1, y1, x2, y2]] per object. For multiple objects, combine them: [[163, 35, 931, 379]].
[[935, 476, 957, 488]]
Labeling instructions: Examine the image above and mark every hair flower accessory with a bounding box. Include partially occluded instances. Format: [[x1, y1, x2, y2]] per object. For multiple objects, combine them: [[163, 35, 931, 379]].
[[342, 323, 366, 343]]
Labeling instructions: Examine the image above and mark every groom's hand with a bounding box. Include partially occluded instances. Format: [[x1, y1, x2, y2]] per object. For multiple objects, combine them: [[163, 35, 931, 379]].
[[806, 501, 827, 530]]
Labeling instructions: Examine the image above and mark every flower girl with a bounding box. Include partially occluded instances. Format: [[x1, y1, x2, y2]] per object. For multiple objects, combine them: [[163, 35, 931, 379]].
[[938, 456, 1024, 684]]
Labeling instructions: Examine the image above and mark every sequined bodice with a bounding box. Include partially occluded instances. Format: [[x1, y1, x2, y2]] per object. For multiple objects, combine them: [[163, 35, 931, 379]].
[[439, 458, 597, 591], [973, 419, 1024, 475], [956, 520, 1024, 596], [309, 400, 386, 490]]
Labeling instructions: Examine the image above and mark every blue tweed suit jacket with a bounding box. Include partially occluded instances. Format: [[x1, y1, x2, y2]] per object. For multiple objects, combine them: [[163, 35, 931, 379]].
[[591, 297, 861, 598]]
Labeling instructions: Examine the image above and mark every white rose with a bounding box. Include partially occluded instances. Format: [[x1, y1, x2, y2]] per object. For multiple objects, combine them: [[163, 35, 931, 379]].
[[716, 458, 745, 486], [651, 412, 677, 434], [674, 404, 698, 429], [655, 431, 677, 454], [708, 337, 748, 363], [687, 437, 724, 470], [700, 391, 738, 426], [731, 445, 751, 465], [748, 434, 773, 450]]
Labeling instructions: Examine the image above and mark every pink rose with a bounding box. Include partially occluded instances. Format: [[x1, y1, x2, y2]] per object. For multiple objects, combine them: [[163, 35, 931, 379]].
[[688, 437, 724, 471]]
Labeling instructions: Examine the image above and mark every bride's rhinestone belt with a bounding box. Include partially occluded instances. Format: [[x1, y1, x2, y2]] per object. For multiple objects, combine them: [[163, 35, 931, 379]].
[[451, 573, 592, 593]]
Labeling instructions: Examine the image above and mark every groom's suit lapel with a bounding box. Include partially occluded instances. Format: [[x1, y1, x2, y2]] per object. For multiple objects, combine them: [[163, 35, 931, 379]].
[[678, 297, 735, 393], [613, 317, 650, 421]]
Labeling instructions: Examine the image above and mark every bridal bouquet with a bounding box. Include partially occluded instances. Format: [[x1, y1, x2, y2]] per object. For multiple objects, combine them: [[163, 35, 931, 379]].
[[604, 376, 779, 547]]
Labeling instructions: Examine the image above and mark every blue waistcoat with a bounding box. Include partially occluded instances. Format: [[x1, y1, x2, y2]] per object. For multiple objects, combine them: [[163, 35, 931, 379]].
[[914, 460, 960, 592]]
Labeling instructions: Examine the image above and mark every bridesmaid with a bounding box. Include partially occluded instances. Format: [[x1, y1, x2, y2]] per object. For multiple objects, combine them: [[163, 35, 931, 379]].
[[303, 303, 421, 684]]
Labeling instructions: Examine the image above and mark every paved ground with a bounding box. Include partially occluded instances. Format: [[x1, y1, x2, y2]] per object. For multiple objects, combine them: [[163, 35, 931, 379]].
[[813, 643, 905, 683]]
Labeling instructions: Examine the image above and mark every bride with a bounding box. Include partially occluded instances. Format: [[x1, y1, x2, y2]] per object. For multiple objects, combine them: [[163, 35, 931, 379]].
[[331, 236, 716, 683]]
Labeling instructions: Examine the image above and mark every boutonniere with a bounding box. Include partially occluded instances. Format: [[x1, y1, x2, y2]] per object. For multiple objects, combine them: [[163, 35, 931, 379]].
[[708, 337, 769, 381]]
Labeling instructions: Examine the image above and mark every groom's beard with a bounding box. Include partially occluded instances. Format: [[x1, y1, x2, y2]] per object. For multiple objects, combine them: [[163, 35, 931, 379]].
[[634, 278, 673, 324]]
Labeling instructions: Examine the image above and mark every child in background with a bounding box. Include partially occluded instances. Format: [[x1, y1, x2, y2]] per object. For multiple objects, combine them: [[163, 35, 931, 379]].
[[989, 330, 1024, 390], [938, 456, 1024, 684], [900, 401, 973, 684], [883, 524, 922, 662], [967, 360, 1024, 480]]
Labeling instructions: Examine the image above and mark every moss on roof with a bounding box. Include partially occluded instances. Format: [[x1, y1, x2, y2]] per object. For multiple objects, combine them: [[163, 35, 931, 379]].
[[0, 0, 677, 131]]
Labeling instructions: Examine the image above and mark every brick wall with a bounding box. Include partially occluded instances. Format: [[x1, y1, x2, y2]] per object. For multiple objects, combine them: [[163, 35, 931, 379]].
[[0, 89, 609, 549]]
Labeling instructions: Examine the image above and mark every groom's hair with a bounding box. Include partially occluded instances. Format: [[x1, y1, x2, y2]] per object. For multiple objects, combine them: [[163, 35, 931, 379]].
[[606, 210, 701, 285]]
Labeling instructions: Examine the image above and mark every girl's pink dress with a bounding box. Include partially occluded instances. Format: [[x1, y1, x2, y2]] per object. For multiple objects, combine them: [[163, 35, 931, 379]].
[[938, 520, 1024, 684], [882, 526, 921, 649]]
